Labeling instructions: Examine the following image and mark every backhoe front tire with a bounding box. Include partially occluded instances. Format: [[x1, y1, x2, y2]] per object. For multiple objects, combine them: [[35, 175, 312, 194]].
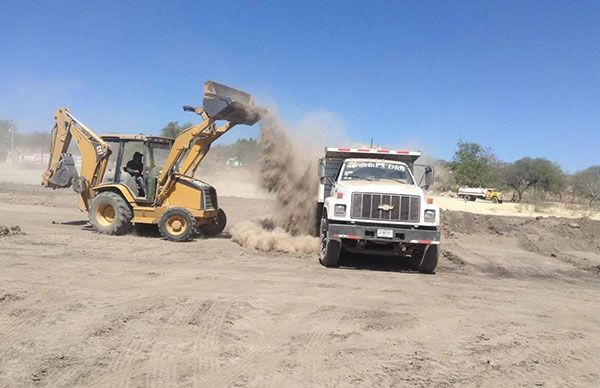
[[158, 208, 196, 242], [199, 208, 227, 237], [89, 192, 133, 235]]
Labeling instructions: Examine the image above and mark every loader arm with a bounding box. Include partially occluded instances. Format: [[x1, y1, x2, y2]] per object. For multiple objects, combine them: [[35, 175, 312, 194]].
[[154, 81, 262, 205], [42, 108, 110, 210], [154, 115, 237, 205]]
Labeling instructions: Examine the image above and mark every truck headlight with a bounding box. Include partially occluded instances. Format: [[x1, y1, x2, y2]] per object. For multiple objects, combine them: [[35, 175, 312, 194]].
[[334, 204, 346, 216], [424, 209, 436, 223]]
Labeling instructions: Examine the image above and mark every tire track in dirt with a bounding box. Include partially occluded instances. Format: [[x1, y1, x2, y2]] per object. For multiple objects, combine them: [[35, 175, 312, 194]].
[[285, 304, 350, 386], [142, 299, 233, 387], [0, 289, 74, 344], [198, 295, 346, 387], [83, 298, 236, 387], [60, 298, 177, 386]]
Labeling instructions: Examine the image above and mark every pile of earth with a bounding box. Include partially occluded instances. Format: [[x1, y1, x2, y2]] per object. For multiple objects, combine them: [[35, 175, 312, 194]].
[[441, 210, 600, 258], [0, 225, 23, 237]]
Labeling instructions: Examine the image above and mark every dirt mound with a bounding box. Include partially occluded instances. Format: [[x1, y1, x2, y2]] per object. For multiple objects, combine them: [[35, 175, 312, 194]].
[[442, 210, 600, 251], [441, 211, 600, 275], [440, 210, 515, 237], [0, 225, 23, 237]]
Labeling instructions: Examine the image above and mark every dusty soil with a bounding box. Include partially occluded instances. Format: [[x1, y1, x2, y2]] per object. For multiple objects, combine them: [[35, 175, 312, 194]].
[[1, 181, 600, 387]]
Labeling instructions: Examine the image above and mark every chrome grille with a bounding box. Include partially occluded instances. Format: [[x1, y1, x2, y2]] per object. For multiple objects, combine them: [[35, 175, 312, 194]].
[[202, 187, 218, 210], [351, 193, 420, 222]]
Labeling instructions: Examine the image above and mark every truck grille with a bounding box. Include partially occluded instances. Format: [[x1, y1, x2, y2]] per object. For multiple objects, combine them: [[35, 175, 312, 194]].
[[202, 187, 218, 210], [351, 193, 420, 222]]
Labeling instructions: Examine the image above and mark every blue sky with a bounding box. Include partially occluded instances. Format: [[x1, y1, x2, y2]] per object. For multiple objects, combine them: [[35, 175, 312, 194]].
[[1, 0, 598, 172]]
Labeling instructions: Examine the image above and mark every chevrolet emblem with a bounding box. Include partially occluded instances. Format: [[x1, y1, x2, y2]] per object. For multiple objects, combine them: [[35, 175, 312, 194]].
[[378, 204, 394, 211]]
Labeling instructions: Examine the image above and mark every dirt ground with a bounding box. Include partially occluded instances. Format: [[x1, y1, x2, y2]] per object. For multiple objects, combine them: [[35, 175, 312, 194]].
[[1, 179, 600, 387]]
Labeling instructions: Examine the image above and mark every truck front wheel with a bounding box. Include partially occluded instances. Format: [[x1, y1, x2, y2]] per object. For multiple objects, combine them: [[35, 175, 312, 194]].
[[416, 245, 438, 274], [319, 216, 341, 268]]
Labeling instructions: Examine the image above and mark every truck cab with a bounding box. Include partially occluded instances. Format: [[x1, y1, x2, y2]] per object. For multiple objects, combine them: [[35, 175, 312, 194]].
[[317, 147, 440, 273]]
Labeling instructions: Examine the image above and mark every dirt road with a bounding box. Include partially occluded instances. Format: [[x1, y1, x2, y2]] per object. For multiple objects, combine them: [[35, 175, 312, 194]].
[[1, 182, 600, 387]]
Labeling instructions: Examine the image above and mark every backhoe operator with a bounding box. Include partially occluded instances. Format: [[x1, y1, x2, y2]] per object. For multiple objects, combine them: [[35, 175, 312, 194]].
[[125, 152, 146, 196]]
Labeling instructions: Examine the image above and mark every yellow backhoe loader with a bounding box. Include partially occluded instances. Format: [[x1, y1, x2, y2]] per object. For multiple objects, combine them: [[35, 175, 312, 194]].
[[42, 81, 262, 241]]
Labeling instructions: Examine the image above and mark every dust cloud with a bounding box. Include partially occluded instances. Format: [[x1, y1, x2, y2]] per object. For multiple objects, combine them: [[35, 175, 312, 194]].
[[230, 110, 349, 254], [231, 221, 318, 254], [258, 112, 319, 236]]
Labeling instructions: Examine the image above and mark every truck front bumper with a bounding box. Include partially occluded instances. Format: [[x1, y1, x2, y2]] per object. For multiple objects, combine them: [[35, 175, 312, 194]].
[[327, 223, 440, 245]]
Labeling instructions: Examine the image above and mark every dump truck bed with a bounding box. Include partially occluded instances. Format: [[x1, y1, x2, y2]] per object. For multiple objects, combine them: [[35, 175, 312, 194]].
[[324, 147, 421, 164]]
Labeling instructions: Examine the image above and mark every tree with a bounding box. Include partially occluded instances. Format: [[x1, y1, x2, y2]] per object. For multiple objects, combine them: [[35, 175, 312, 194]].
[[160, 121, 192, 138], [448, 141, 497, 187], [502, 157, 565, 202], [572, 165, 600, 207]]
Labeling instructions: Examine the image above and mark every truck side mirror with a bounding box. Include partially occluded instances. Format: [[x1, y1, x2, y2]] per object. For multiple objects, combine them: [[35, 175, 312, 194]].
[[422, 166, 434, 189], [318, 158, 325, 178]]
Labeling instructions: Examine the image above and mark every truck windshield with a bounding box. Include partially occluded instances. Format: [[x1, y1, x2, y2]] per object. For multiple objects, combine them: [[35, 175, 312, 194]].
[[341, 160, 413, 184]]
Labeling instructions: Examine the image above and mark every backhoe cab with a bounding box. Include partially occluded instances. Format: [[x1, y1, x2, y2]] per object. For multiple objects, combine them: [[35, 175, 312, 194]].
[[42, 81, 262, 241]]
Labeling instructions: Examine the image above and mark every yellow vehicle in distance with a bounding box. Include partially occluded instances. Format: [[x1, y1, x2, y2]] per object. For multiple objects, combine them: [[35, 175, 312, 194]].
[[457, 187, 503, 203], [42, 81, 262, 241]]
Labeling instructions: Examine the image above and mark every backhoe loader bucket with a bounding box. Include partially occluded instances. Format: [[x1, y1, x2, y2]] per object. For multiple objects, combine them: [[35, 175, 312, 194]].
[[203, 81, 262, 125], [46, 153, 78, 189]]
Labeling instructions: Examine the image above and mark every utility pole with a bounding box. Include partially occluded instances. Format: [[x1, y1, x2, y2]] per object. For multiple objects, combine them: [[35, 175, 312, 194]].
[[9, 123, 15, 164]]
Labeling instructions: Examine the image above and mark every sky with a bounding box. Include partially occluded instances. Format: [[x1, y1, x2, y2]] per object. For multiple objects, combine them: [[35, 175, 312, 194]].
[[0, 0, 598, 172]]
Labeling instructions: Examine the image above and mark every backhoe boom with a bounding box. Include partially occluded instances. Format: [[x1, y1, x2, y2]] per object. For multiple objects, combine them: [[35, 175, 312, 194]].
[[42, 108, 110, 210]]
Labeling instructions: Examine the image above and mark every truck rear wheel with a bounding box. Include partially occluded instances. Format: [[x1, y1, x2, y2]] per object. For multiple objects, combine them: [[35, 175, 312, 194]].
[[199, 208, 227, 237], [319, 216, 341, 268], [158, 208, 196, 242], [89, 192, 133, 235], [417, 245, 438, 274]]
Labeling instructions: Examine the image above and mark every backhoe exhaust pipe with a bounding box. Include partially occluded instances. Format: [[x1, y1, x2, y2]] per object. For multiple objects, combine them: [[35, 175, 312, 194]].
[[202, 81, 263, 125]]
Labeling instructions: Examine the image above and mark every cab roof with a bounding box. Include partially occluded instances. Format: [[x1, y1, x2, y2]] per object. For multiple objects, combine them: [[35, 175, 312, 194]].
[[100, 134, 174, 143]]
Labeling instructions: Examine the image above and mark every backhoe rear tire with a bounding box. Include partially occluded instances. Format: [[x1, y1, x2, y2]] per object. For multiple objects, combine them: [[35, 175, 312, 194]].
[[199, 208, 227, 237], [89, 192, 133, 236], [158, 208, 196, 242]]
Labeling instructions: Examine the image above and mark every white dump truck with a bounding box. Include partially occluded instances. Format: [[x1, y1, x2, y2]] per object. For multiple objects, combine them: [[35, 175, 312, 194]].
[[317, 147, 440, 273]]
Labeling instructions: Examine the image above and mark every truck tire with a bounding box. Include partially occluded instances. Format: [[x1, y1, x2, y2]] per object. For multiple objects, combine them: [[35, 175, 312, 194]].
[[464, 195, 472, 201], [158, 208, 196, 242], [319, 216, 341, 268], [492, 196, 499, 203], [89, 192, 133, 235], [417, 245, 438, 274], [198, 208, 227, 237]]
